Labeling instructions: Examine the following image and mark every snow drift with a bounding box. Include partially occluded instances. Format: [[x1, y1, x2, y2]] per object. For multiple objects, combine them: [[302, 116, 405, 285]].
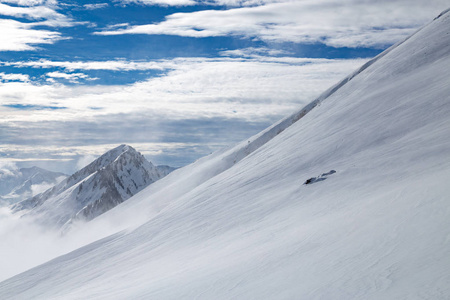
[[1, 9, 450, 299]]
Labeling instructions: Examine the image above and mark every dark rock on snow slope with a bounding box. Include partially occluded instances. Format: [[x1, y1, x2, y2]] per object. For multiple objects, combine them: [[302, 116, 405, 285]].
[[13, 144, 172, 228]]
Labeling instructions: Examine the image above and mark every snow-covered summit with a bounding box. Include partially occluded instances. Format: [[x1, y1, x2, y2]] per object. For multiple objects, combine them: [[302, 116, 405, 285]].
[[12, 144, 172, 228]]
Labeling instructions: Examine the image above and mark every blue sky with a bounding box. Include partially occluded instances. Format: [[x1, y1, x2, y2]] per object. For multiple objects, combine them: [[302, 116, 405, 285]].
[[0, 0, 448, 174]]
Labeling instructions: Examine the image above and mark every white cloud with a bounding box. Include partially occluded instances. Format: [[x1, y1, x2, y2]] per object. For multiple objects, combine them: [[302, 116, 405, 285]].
[[0, 56, 366, 121], [0, 3, 59, 20], [0, 72, 30, 82], [76, 154, 97, 170], [0, 2, 74, 27], [203, 0, 285, 6], [97, 0, 450, 48], [0, 0, 53, 6], [45, 71, 98, 83], [83, 3, 109, 10], [220, 47, 291, 57], [210, 0, 285, 6], [3, 59, 168, 71], [0, 1, 83, 51], [0, 143, 208, 169], [0, 56, 365, 169], [0, 161, 19, 179], [0, 143, 198, 157], [0, 157, 73, 162], [118, 0, 197, 6], [0, 19, 63, 51], [118, 0, 283, 7], [30, 182, 53, 195], [0, 204, 120, 282], [104, 23, 130, 30]]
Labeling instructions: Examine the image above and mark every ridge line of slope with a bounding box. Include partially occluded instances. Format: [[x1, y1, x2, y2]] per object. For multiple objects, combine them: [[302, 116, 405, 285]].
[[113, 145, 132, 164], [87, 18, 437, 225], [434, 7, 450, 20], [226, 22, 424, 168]]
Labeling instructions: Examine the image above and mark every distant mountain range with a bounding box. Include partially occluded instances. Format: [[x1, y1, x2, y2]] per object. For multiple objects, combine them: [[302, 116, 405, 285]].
[[0, 167, 67, 205], [12, 144, 175, 229]]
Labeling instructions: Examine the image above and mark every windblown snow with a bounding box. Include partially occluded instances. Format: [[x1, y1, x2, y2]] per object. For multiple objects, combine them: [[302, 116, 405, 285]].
[[1, 9, 450, 300]]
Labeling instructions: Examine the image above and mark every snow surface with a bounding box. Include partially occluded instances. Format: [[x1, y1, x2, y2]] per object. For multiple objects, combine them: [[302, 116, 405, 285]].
[[1, 10, 450, 299]]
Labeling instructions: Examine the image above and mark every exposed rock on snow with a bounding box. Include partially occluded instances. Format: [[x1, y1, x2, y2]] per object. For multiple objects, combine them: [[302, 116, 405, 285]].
[[303, 170, 336, 185], [12, 145, 172, 228]]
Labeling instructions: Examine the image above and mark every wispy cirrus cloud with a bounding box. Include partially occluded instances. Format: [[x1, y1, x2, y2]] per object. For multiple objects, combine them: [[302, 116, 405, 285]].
[[98, 0, 449, 48], [117, 0, 197, 7], [83, 3, 109, 10], [117, 0, 285, 7], [0, 2, 66, 23], [2, 59, 168, 71], [0, 1, 83, 51], [3, 54, 343, 73], [220, 47, 291, 58], [0, 0, 54, 6], [0, 1, 79, 28], [0, 19, 63, 51], [204, 0, 286, 6]]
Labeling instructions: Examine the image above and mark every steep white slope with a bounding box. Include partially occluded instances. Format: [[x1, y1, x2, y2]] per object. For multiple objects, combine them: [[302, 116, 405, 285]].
[[69, 3, 422, 232], [12, 145, 170, 228], [1, 10, 450, 299]]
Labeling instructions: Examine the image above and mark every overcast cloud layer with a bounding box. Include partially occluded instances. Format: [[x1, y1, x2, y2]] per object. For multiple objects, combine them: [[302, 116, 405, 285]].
[[0, 0, 448, 174]]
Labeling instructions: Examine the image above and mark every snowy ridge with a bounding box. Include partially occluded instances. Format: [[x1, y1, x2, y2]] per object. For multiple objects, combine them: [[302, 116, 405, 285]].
[[1, 9, 450, 299], [191, 8, 428, 174], [79, 11, 446, 229], [78, 18, 423, 231], [0, 167, 67, 205], [12, 145, 171, 228]]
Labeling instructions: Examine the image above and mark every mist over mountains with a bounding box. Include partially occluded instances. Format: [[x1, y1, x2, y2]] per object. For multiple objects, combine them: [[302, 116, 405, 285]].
[[0, 166, 67, 205]]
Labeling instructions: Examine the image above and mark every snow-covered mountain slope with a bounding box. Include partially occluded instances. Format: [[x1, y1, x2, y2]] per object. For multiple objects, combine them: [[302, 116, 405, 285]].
[[0, 167, 66, 205], [155, 165, 177, 177], [12, 145, 172, 228], [2, 10, 450, 300]]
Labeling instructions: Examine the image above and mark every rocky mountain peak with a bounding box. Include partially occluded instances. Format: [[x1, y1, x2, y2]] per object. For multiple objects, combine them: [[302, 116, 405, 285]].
[[12, 145, 174, 229]]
